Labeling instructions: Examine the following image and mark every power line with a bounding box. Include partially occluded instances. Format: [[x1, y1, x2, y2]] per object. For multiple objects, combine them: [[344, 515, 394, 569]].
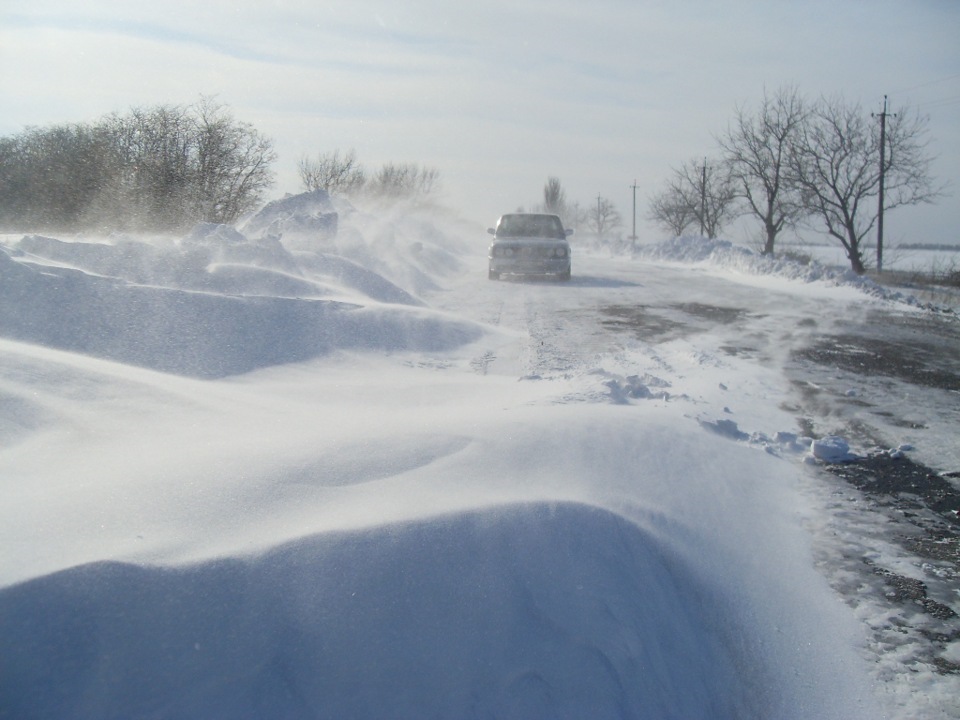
[[918, 94, 960, 111], [889, 72, 960, 97]]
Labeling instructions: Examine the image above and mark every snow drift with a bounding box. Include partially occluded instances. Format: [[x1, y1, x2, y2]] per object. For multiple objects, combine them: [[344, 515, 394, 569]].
[[0, 213, 479, 377], [1, 502, 756, 719]]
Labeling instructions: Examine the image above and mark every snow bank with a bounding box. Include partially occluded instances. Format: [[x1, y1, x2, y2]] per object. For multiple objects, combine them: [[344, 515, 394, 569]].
[[638, 235, 950, 310]]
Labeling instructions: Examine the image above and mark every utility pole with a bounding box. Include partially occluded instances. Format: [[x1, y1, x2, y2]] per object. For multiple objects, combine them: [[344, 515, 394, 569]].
[[629, 179, 638, 251], [873, 95, 895, 273], [597, 193, 602, 240], [699, 159, 707, 236]]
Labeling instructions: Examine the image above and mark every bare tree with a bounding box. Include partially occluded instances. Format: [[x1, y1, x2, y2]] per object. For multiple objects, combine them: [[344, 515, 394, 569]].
[[718, 85, 808, 254], [655, 158, 737, 239], [542, 176, 567, 216], [535, 176, 583, 228], [647, 184, 697, 237], [0, 122, 124, 230], [13, 126, 69, 227], [588, 196, 622, 239], [112, 104, 195, 228], [789, 95, 942, 274], [0, 99, 275, 231], [298, 148, 365, 196], [365, 162, 440, 199], [191, 97, 276, 225]]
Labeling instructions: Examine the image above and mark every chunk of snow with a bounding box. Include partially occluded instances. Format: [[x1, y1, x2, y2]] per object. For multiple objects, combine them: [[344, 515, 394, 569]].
[[810, 436, 859, 463]]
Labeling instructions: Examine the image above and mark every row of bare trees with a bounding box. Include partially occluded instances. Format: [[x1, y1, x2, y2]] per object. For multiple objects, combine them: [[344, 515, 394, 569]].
[[648, 86, 943, 273], [533, 176, 623, 242], [0, 97, 275, 232], [298, 149, 440, 201], [648, 160, 738, 241]]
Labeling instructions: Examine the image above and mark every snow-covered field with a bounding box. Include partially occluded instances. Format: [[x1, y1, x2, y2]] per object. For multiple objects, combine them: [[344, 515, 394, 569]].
[[782, 240, 960, 278], [1, 193, 957, 719]]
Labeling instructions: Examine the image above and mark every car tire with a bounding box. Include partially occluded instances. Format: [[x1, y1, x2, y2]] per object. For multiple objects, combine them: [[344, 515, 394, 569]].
[[559, 268, 571, 281], [488, 269, 500, 280]]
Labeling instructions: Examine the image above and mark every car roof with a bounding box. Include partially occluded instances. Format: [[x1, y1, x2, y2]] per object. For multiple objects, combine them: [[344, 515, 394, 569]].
[[494, 213, 567, 239], [498, 213, 561, 221]]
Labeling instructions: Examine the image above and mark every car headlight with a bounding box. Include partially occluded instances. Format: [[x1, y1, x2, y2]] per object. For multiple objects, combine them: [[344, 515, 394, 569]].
[[555, 247, 567, 258]]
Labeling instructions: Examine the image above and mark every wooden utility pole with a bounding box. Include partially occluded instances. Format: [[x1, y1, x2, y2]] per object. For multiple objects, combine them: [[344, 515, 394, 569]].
[[699, 159, 707, 236], [597, 193, 602, 239], [629, 179, 638, 251], [874, 95, 894, 273]]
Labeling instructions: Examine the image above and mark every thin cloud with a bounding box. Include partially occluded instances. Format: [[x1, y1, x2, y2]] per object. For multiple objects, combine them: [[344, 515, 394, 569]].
[[0, 0, 957, 240]]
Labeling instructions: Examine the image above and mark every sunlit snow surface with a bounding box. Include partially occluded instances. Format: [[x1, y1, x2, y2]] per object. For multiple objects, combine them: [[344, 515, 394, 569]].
[[1, 200, 956, 718]]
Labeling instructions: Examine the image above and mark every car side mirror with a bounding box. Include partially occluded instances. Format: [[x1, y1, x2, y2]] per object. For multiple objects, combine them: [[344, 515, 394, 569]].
[[487, 228, 495, 236], [565, 229, 574, 237]]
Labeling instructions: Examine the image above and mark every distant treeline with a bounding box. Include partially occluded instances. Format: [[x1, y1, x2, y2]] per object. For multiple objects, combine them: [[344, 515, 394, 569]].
[[0, 98, 275, 232], [897, 243, 960, 252]]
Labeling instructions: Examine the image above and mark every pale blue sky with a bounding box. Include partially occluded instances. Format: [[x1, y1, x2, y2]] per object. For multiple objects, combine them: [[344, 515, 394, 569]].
[[2, 0, 958, 244]]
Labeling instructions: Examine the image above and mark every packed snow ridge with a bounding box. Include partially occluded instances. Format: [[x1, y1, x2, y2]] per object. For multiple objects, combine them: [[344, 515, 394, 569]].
[[0, 193, 479, 378]]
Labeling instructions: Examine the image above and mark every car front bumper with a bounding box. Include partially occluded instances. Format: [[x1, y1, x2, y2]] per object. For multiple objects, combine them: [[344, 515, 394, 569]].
[[488, 257, 571, 276]]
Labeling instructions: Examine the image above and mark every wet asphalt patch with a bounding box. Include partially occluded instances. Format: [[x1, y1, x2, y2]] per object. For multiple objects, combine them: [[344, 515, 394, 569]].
[[597, 303, 751, 344], [826, 454, 960, 541], [823, 454, 960, 675], [796, 332, 960, 392], [598, 305, 687, 343]]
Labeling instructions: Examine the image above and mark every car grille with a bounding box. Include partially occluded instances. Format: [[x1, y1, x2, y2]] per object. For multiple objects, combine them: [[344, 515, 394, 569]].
[[493, 246, 567, 258]]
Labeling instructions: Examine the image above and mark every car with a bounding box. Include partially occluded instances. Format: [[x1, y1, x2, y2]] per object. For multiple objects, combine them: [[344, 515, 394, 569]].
[[487, 213, 573, 281]]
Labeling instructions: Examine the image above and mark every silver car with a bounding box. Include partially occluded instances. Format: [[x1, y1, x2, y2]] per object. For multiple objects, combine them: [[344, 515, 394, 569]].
[[487, 213, 573, 281]]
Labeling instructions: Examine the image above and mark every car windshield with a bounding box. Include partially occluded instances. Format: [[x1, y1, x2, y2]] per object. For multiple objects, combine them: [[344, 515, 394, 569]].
[[496, 214, 565, 240]]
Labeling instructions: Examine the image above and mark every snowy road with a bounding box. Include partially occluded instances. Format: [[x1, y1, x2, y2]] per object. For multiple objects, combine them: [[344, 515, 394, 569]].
[[434, 251, 960, 715], [438, 252, 959, 471], [2, 218, 957, 719]]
